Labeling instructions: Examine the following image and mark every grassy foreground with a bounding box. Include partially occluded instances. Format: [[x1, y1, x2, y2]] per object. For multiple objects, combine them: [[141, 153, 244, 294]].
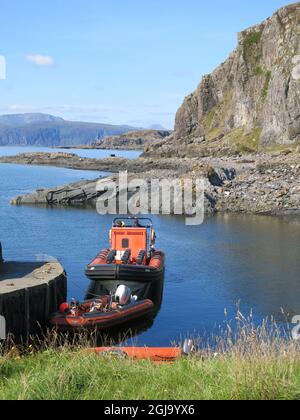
[[1, 349, 300, 400], [1, 315, 300, 400]]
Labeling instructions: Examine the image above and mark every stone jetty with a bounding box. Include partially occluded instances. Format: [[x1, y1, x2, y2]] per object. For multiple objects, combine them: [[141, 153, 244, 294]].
[[0, 242, 67, 341]]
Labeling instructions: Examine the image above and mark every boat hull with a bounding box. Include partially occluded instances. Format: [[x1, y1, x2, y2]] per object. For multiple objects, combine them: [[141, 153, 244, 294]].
[[90, 347, 182, 363], [50, 299, 154, 332], [85, 263, 164, 282], [85, 251, 165, 283]]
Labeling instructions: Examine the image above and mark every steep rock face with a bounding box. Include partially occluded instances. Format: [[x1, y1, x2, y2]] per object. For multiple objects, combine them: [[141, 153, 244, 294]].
[[164, 3, 300, 156]]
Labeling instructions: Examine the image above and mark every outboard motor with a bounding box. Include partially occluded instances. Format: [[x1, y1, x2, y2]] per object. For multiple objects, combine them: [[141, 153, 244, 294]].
[[115, 285, 132, 306], [182, 339, 197, 356]]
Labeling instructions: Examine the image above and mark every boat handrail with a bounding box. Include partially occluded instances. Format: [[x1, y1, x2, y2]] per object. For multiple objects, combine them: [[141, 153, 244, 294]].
[[112, 217, 153, 228]]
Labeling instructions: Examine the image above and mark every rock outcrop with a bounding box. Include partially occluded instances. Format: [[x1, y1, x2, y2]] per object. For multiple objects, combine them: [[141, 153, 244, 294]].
[[145, 3, 300, 158], [92, 130, 171, 150], [7, 155, 237, 214]]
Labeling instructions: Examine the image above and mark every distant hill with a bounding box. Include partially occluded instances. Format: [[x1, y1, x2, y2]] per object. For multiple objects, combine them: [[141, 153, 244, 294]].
[[148, 124, 168, 131], [0, 113, 140, 147], [0, 113, 64, 127]]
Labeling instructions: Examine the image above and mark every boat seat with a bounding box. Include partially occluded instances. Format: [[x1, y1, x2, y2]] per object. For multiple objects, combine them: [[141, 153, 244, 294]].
[[106, 249, 117, 264], [121, 249, 131, 264], [136, 250, 146, 265]]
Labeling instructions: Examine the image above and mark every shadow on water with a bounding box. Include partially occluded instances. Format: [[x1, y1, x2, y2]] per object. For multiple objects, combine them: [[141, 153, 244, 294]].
[[85, 275, 165, 345], [0, 262, 45, 281]]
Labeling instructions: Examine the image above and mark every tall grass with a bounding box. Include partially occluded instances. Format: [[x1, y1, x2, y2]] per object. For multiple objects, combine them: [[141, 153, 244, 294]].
[[1, 313, 300, 400]]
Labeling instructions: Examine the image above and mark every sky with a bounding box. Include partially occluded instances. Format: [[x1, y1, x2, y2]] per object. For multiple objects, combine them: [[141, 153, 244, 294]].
[[0, 0, 292, 129]]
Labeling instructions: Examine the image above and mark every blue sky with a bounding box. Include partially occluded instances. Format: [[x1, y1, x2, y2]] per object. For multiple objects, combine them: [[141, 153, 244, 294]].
[[0, 0, 291, 129]]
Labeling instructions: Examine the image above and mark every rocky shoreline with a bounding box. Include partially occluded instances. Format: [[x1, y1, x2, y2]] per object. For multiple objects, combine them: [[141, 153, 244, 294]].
[[0, 152, 190, 173], [2, 150, 299, 216]]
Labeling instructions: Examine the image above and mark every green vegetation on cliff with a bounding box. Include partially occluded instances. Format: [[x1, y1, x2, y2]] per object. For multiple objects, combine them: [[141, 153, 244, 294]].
[[262, 71, 272, 101], [225, 127, 262, 154], [243, 30, 263, 63]]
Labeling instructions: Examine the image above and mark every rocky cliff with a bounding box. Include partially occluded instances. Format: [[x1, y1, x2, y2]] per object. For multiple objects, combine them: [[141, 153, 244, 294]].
[[145, 3, 300, 158]]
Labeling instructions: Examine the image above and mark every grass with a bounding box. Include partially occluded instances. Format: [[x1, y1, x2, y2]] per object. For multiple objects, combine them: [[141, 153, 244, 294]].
[[244, 31, 262, 49], [253, 66, 272, 102], [263, 141, 300, 154], [202, 90, 233, 141], [203, 108, 217, 130], [223, 127, 262, 154], [261, 71, 272, 101], [254, 65, 265, 76], [1, 314, 300, 400], [243, 31, 263, 63], [1, 351, 300, 400]]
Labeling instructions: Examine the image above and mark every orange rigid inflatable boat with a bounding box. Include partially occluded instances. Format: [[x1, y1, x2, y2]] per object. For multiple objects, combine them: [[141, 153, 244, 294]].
[[90, 340, 195, 363], [49, 294, 154, 331], [85, 218, 165, 282], [91, 347, 183, 363]]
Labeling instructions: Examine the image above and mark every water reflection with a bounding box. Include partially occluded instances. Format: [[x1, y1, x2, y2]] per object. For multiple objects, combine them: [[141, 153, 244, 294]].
[[213, 213, 300, 319]]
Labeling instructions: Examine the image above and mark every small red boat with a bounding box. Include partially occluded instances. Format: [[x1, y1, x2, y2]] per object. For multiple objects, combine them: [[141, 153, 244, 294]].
[[89, 340, 195, 363], [49, 288, 154, 331], [85, 217, 165, 282], [90, 347, 183, 363]]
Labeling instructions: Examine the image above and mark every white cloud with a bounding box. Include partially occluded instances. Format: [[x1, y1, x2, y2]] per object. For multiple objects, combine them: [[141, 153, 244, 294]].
[[0, 104, 112, 115], [8, 105, 33, 112], [26, 54, 54, 67], [44, 105, 112, 114]]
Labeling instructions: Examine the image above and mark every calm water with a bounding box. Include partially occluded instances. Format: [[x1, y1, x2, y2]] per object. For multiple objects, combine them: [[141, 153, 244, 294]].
[[0, 146, 141, 160], [1, 163, 300, 346]]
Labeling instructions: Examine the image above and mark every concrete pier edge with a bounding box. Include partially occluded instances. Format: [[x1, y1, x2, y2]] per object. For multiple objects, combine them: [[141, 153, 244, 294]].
[[0, 242, 67, 341]]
